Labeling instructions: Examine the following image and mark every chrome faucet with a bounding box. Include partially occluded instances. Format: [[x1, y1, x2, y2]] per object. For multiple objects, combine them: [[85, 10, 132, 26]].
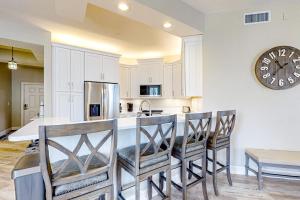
[[137, 100, 152, 117]]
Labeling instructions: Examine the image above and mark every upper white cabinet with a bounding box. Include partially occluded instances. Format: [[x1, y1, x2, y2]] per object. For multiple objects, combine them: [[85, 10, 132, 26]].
[[163, 64, 173, 98], [120, 67, 130, 98], [53, 47, 71, 92], [137, 59, 163, 85], [85, 53, 120, 83], [85, 52, 102, 82], [163, 62, 182, 98], [71, 50, 85, 93], [120, 66, 139, 99], [53, 46, 84, 93], [182, 35, 203, 97], [102, 56, 119, 83]]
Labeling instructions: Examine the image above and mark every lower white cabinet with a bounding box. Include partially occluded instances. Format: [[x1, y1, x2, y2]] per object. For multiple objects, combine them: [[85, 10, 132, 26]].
[[70, 93, 84, 122], [54, 92, 83, 122]]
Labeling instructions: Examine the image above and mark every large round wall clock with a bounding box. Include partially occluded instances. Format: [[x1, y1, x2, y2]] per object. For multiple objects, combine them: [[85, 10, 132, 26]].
[[255, 46, 300, 90]]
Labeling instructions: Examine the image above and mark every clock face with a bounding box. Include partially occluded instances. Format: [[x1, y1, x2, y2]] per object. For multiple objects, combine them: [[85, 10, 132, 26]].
[[255, 46, 300, 90]]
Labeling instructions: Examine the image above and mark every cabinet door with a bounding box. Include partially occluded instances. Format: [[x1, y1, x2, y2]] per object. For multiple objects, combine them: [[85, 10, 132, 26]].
[[130, 67, 139, 98], [54, 92, 70, 119], [183, 36, 203, 97], [70, 93, 84, 122], [150, 63, 164, 85], [53, 47, 70, 92], [102, 56, 119, 83], [137, 64, 151, 84], [120, 67, 130, 98], [163, 64, 173, 98], [85, 52, 102, 82], [173, 63, 182, 98], [71, 50, 84, 93]]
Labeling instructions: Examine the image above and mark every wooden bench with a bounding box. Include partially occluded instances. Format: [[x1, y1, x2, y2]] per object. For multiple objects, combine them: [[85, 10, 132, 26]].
[[245, 148, 300, 190]]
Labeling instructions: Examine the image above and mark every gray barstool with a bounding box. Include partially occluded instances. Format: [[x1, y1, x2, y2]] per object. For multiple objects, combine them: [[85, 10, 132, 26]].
[[160, 112, 212, 200], [39, 119, 117, 200], [117, 115, 177, 200], [207, 110, 236, 196]]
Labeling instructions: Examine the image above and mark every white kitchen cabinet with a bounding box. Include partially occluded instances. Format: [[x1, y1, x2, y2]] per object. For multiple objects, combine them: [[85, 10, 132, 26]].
[[163, 62, 182, 98], [54, 92, 83, 122], [71, 50, 85, 93], [130, 67, 139, 98], [54, 92, 71, 119], [120, 67, 130, 98], [120, 66, 139, 99], [53, 47, 71, 92], [85, 53, 120, 83], [102, 56, 119, 83], [137, 59, 163, 85], [173, 62, 182, 98], [182, 35, 203, 97], [70, 93, 84, 122], [163, 64, 173, 98], [84, 52, 102, 82]]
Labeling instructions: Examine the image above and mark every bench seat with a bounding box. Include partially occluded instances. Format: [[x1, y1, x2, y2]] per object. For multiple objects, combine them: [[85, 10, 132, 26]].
[[246, 148, 300, 166], [245, 148, 300, 190]]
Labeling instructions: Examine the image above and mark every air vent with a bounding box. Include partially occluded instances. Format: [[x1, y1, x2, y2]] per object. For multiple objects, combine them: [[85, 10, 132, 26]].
[[244, 11, 271, 25]]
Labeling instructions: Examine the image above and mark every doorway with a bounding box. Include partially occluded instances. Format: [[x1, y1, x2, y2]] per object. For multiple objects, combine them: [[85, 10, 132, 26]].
[[21, 82, 44, 126]]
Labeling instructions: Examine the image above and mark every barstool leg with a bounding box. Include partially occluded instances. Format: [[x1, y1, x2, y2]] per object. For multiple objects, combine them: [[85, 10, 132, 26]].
[[117, 162, 122, 197], [188, 161, 193, 180], [108, 186, 114, 200], [147, 176, 152, 200], [226, 146, 233, 186], [166, 168, 172, 199], [202, 153, 209, 200], [212, 149, 219, 196], [181, 160, 188, 200], [135, 177, 140, 200], [159, 172, 164, 191]]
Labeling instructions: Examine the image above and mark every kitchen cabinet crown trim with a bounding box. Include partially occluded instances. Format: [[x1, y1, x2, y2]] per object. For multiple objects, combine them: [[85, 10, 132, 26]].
[[52, 43, 121, 58]]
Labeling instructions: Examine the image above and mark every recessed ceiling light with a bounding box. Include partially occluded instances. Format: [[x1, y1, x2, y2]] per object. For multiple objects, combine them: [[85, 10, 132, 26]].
[[118, 2, 129, 11], [163, 22, 172, 29]]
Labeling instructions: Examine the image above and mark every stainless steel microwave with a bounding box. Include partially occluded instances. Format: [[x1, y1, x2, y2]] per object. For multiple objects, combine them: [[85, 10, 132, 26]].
[[140, 85, 161, 97]]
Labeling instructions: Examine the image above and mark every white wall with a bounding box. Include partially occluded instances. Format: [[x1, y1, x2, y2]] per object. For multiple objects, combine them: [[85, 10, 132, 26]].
[[203, 4, 300, 171], [0, 14, 52, 117]]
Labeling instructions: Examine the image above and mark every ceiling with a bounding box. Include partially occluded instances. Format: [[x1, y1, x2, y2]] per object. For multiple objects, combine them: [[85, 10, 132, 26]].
[[0, 38, 44, 67], [181, 0, 300, 14], [0, 0, 198, 59]]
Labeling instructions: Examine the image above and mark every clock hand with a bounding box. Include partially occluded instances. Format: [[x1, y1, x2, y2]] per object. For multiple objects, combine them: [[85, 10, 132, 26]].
[[275, 60, 283, 68]]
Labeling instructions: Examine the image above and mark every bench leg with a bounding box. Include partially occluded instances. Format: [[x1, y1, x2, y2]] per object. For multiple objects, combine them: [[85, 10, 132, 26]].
[[258, 163, 263, 190], [245, 153, 249, 176]]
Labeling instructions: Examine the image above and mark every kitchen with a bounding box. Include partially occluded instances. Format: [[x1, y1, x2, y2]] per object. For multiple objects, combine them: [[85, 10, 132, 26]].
[[1, 0, 300, 200]]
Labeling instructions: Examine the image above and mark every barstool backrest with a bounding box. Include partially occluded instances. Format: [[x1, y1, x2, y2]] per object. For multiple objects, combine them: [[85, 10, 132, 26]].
[[136, 115, 177, 172], [214, 110, 236, 139], [182, 112, 212, 156], [39, 119, 117, 198]]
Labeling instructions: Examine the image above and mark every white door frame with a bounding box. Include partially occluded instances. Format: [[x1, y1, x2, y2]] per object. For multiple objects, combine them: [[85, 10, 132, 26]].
[[21, 82, 44, 126]]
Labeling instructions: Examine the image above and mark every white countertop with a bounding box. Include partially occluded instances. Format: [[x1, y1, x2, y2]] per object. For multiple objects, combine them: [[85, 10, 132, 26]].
[[8, 116, 185, 142]]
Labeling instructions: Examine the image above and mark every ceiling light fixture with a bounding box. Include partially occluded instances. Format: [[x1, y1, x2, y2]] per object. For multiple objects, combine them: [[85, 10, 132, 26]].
[[163, 22, 172, 29], [118, 2, 129, 11], [8, 47, 17, 70]]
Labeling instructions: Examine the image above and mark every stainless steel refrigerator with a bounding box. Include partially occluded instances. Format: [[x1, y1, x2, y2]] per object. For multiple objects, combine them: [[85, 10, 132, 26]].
[[84, 81, 119, 121]]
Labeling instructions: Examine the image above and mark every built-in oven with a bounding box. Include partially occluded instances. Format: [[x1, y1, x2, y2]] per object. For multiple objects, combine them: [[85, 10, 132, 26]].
[[140, 85, 161, 97]]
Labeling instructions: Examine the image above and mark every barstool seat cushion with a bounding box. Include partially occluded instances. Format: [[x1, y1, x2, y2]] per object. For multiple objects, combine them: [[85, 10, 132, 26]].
[[118, 144, 169, 168], [207, 133, 230, 148], [52, 155, 108, 196], [172, 136, 205, 154]]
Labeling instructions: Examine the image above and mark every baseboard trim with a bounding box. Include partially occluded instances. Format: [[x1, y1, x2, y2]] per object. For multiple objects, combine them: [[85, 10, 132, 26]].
[[0, 128, 12, 138]]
